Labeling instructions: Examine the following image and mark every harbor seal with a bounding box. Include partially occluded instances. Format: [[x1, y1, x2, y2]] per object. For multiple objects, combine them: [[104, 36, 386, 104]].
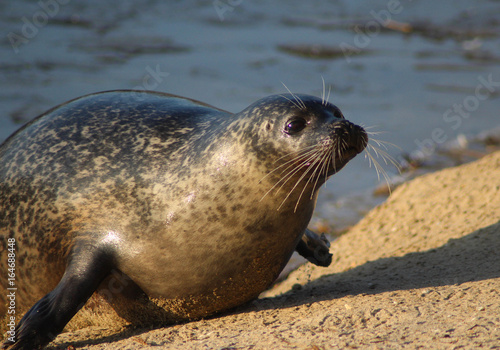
[[0, 90, 367, 349]]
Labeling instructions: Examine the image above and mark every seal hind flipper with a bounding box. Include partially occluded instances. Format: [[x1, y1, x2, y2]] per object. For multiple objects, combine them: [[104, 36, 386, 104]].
[[3, 245, 114, 350], [295, 229, 333, 267]]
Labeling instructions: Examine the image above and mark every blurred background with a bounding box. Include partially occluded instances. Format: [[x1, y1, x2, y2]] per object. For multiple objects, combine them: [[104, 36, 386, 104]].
[[1, 0, 499, 234]]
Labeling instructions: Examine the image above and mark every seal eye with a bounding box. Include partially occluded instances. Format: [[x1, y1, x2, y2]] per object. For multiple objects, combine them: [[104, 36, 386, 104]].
[[285, 118, 307, 135]]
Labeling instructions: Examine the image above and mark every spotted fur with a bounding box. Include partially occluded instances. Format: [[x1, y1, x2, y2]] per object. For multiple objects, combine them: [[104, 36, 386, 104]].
[[0, 91, 366, 349]]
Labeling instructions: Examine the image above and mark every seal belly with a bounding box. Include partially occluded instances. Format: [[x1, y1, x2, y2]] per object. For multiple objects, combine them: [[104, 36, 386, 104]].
[[116, 186, 309, 302]]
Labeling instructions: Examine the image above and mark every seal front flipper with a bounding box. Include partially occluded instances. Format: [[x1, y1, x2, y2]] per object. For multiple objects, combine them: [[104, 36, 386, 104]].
[[295, 229, 333, 267], [2, 243, 114, 350]]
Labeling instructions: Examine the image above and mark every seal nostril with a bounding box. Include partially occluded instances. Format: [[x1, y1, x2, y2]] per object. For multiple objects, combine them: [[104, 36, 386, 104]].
[[330, 120, 367, 154]]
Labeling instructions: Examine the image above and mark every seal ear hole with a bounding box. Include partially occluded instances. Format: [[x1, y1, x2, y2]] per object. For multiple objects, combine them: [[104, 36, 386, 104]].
[[266, 122, 272, 131], [284, 117, 308, 135]]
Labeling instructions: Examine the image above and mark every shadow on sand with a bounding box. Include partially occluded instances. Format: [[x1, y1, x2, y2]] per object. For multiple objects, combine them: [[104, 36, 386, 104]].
[[47, 220, 500, 349], [256, 220, 500, 310]]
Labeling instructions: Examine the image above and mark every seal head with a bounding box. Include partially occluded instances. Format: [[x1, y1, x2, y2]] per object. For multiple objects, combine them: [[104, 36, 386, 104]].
[[239, 94, 366, 211]]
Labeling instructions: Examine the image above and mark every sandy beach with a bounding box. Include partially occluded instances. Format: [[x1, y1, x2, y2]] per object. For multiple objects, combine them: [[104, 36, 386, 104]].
[[31, 150, 499, 349]]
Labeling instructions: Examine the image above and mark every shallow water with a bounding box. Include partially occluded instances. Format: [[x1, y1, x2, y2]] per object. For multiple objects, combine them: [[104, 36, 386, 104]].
[[1, 0, 499, 228]]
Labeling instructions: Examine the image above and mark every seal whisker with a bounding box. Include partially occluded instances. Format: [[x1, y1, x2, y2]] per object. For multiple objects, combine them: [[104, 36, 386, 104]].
[[366, 138, 401, 171], [362, 126, 401, 173], [292, 152, 324, 212], [281, 82, 306, 110], [309, 144, 334, 200], [325, 82, 332, 107], [321, 76, 326, 106], [271, 144, 320, 166], [295, 144, 331, 209], [360, 124, 380, 131], [337, 137, 344, 164], [363, 128, 401, 174], [273, 149, 319, 177], [264, 137, 344, 211], [320, 77, 332, 107], [295, 94, 306, 110], [274, 150, 321, 191], [258, 148, 317, 188], [279, 94, 303, 110], [273, 142, 336, 211], [363, 139, 403, 196], [341, 138, 348, 159], [320, 77, 333, 107], [280, 148, 325, 212], [323, 145, 335, 181], [258, 145, 322, 185], [311, 144, 330, 192], [366, 136, 401, 154], [273, 157, 317, 194], [276, 165, 316, 210], [364, 144, 392, 187], [363, 127, 401, 153], [261, 148, 322, 203]]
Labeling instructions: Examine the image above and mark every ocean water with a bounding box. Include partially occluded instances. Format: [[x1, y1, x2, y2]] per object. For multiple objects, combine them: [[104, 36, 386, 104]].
[[1, 0, 499, 228]]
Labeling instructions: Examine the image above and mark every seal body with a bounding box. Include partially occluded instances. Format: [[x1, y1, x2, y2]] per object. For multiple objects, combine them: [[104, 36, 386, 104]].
[[0, 91, 366, 349]]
